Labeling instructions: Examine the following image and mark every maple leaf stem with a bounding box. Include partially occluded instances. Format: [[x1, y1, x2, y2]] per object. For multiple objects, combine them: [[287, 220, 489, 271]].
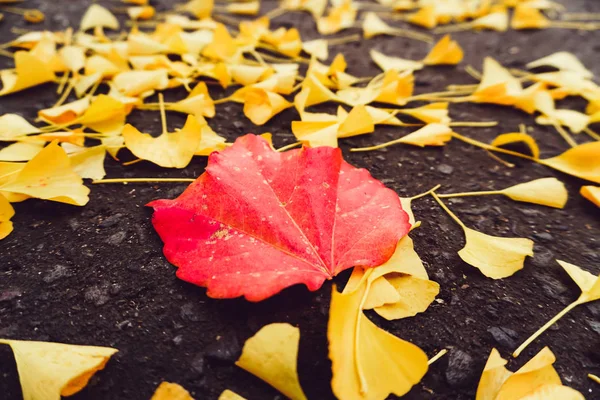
[[437, 190, 500, 198], [92, 178, 195, 184], [430, 192, 466, 229], [552, 122, 578, 148], [409, 184, 441, 201], [589, 374, 600, 384], [158, 93, 168, 135], [512, 298, 583, 358], [427, 349, 448, 365]]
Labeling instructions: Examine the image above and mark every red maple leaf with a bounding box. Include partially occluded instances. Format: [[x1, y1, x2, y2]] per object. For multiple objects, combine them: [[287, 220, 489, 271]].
[[148, 135, 410, 301]]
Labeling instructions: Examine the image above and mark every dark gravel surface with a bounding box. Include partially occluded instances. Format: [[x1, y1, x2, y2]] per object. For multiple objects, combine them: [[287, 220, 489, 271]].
[[1, 1, 600, 399]]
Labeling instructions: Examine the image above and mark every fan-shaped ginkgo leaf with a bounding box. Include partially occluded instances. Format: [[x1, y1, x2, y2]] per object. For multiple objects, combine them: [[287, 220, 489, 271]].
[[520, 384, 584, 400], [80, 4, 120, 31], [329, 278, 428, 400], [351, 123, 452, 152], [370, 49, 424, 72], [476, 349, 513, 400], [148, 134, 409, 301], [0, 51, 56, 96], [501, 178, 568, 208], [38, 97, 91, 125], [62, 143, 107, 180], [219, 390, 247, 400], [526, 51, 593, 79], [540, 142, 600, 183], [0, 193, 14, 240], [78, 94, 127, 135], [423, 35, 463, 65], [123, 115, 201, 169], [0, 338, 117, 400], [243, 88, 292, 125], [0, 141, 90, 206], [581, 185, 600, 207], [431, 192, 533, 279], [0, 114, 40, 139], [0, 142, 43, 162], [236, 323, 307, 400], [193, 115, 228, 156], [150, 382, 194, 400]]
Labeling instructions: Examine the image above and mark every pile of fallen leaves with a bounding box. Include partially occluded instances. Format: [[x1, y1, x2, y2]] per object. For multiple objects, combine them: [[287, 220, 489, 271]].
[[0, 0, 599, 399]]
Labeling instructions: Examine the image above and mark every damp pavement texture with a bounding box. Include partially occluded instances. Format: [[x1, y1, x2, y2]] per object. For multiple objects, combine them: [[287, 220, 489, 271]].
[[1, 1, 600, 399]]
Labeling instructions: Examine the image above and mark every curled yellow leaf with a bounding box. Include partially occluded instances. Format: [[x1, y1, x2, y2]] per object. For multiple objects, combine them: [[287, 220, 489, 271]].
[[491, 132, 540, 159], [580, 185, 600, 207], [0, 338, 117, 400], [150, 382, 194, 400], [235, 323, 307, 400], [0, 51, 55, 96], [0, 193, 15, 240], [540, 141, 600, 183]]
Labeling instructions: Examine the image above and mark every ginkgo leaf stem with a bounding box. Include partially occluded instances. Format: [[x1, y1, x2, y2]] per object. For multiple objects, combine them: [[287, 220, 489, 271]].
[[589, 374, 600, 384], [327, 34, 362, 46], [449, 121, 498, 127], [430, 192, 467, 229], [512, 298, 583, 358], [410, 184, 441, 201], [213, 97, 232, 104], [263, 6, 287, 20], [53, 81, 74, 108], [276, 142, 302, 152], [486, 151, 515, 168], [584, 127, 600, 141], [428, 349, 448, 365], [56, 71, 70, 95], [438, 190, 500, 198], [92, 178, 195, 184], [563, 12, 600, 21], [158, 93, 168, 134], [0, 48, 14, 58], [390, 28, 434, 43], [349, 137, 410, 152], [451, 132, 537, 162], [122, 159, 143, 166], [407, 90, 475, 101], [552, 122, 577, 148], [433, 21, 474, 34], [464, 65, 482, 80]]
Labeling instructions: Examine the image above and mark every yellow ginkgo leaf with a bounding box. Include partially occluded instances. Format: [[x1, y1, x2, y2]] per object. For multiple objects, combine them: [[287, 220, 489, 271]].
[[112, 70, 169, 97], [124, 113, 201, 169], [292, 120, 340, 148], [0, 338, 117, 400], [476, 349, 513, 400], [351, 123, 453, 152], [80, 4, 120, 31], [423, 35, 464, 65], [0, 193, 15, 240], [142, 82, 215, 118], [85, 55, 121, 78], [400, 197, 416, 226], [0, 114, 40, 140], [202, 24, 240, 63], [511, 5, 550, 29], [513, 260, 600, 357], [540, 141, 600, 183], [526, 51, 593, 79], [536, 109, 591, 134], [361, 236, 440, 320], [193, 115, 227, 156], [370, 49, 424, 73], [474, 57, 522, 105], [243, 88, 292, 125], [500, 178, 568, 208], [497, 347, 561, 400], [459, 227, 534, 279], [329, 279, 429, 400], [58, 45, 86, 74], [337, 105, 375, 138], [520, 384, 585, 400], [150, 382, 194, 400], [0, 142, 44, 161], [362, 12, 432, 42], [235, 323, 307, 400], [0, 51, 56, 96], [229, 65, 272, 87], [179, 0, 214, 19], [62, 143, 107, 180], [439, 178, 568, 209], [78, 94, 127, 135], [406, 5, 437, 29], [0, 141, 90, 206], [491, 132, 540, 159], [317, 1, 357, 35], [218, 389, 247, 400], [431, 192, 533, 279], [128, 5, 156, 20], [581, 185, 600, 207], [397, 102, 450, 124], [300, 74, 342, 107], [302, 39, 328, 61], [38, 97, 91, 125]]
